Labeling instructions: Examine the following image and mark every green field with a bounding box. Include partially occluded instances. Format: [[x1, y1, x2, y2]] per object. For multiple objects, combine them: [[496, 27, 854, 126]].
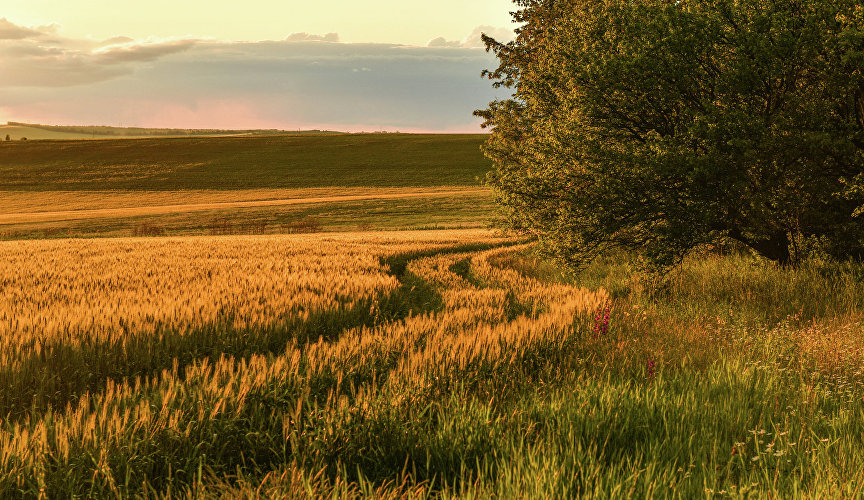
[[0, 134, 490, 190], [0, 134, 494, 239], [1, 124, 117, 141]]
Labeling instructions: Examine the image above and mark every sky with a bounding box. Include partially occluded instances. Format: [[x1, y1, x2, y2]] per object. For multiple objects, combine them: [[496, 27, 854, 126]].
[[0, 1, 517, 132]]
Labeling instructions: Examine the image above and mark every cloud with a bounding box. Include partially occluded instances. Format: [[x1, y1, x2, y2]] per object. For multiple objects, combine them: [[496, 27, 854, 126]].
[[94, 39, 197, 64], [426, 37, 461, 48], [0, 23, 510, 132], [0, 39, 130, 87], [284, 32, 339, 43], [460, 25, 514, 48], [98, 36, 134, 47], [0, 23, 197, 87], [427, 25, 515, 49], [0, 18, 46, 40]]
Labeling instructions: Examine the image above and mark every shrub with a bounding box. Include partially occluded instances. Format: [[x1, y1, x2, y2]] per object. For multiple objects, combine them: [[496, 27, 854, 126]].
[[132, 223, 166, 237], [282, 218, 322, 234], [209, 219, 233, 236]]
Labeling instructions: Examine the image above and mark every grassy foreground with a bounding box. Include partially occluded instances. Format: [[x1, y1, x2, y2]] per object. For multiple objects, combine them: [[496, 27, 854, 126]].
[[0, 231, 862, 497]]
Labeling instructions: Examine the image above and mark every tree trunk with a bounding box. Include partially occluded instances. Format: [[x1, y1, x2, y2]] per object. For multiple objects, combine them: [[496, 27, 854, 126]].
[[728, 229, 792, 266], [752, 231, 792, 266]]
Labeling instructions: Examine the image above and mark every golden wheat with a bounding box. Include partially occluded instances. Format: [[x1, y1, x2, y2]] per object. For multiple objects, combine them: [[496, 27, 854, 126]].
[[0, 229, 607, 482], [0, 230, 500, 362]]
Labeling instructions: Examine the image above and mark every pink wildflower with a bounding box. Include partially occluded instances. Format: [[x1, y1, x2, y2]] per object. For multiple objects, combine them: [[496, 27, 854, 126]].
[[592, 301, 611, 337]]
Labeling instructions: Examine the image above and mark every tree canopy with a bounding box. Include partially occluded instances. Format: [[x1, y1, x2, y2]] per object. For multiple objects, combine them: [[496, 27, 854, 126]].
[[477, 0, 864, 269]]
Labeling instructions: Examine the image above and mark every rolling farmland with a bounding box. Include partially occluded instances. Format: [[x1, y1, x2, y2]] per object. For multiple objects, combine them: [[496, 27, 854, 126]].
[[1, 133, 863, 497], [4, 0, 861, 495], [0, 134, 495, 239]]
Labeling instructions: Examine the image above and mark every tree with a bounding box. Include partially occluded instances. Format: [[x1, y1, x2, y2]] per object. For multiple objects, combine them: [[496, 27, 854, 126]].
[[477, 0, 864, 270]]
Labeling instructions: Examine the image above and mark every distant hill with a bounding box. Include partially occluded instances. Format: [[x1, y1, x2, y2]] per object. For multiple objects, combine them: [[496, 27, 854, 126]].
[[0, 124, 113, 141], [0, 122, 343, 141]]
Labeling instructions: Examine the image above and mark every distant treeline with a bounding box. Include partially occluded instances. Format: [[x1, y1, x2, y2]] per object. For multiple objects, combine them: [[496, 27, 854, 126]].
[[6, 122, 341, 137]]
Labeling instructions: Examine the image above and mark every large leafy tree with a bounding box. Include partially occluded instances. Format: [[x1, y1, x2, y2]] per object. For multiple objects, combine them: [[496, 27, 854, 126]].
[[477, 0, 864, 269]]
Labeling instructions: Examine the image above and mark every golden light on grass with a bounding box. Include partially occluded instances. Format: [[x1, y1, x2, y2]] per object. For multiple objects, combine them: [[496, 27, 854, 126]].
[[0, 229, 609, 487], [0, 228, 861, 496]]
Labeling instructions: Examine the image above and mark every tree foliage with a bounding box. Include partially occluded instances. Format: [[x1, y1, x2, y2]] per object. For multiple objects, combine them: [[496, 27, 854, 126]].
[[477, 0, 864, 269]]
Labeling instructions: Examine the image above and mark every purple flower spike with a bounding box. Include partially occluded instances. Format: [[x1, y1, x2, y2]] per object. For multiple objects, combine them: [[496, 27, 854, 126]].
[[592, 301, 611, 338]]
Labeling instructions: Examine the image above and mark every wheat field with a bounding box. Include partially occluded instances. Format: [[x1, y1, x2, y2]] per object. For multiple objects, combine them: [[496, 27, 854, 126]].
[[0, 229, 609, 496], [1, 229, 863, 497]]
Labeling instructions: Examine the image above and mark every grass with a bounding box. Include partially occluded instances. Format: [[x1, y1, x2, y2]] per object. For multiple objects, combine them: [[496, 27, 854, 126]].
[[0, 231, 862, 497], [0, 134, 491, 191]]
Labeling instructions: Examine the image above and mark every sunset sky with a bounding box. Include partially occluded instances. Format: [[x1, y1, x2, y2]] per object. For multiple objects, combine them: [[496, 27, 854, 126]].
[[0, 0, 516, 132]]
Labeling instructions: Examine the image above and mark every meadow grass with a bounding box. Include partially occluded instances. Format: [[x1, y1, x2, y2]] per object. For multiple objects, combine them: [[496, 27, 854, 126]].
[[0, 232, 861, 497]]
